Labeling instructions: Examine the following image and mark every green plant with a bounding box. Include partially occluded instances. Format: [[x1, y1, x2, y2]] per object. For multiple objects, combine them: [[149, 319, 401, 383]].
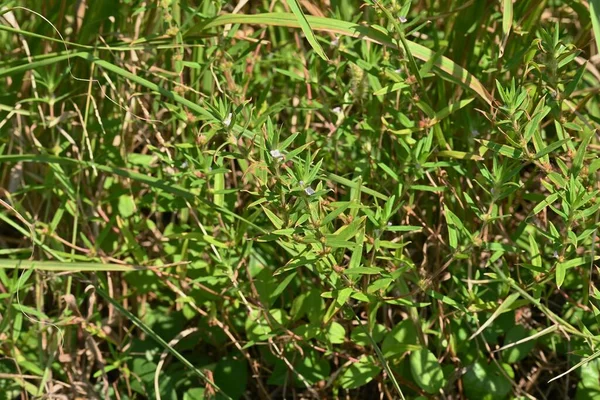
[[1, 1, 600, 399]]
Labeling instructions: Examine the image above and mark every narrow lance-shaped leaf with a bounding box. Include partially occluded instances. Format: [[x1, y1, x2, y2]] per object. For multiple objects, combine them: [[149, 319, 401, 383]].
[[590, 0, 600, 53], [500, 0, 513, 57], [284, 0, 328, 60], [469, 292, 520, 339]]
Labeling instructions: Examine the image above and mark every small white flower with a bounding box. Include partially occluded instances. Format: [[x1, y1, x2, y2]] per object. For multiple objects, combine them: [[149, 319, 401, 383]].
[[394, 68, 402, 73], [553, 251, 559, 259], [331, 37, 339, 47], [399, 16, 407, 23], [299, 180, 304, 186], [332, 106, 342, 115], [471, 129, 480, 137], [387, 222, 392, 226], [223, 113, 232, 127], [180, 161, 188, 169], [270, 149, 284, 160], [304, 187, 315, 196]]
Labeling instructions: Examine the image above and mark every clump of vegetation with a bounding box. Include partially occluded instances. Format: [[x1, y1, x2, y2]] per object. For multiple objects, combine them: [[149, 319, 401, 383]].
[[1, 0, 600, 398]]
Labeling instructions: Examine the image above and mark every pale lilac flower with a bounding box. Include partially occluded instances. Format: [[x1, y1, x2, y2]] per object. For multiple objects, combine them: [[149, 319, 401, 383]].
[[332, 106, 342, 115], [399, 16, 407, 23], [331, 37, 339, 47], [304, 187, 315, 196], [180, 161, 188, 169]]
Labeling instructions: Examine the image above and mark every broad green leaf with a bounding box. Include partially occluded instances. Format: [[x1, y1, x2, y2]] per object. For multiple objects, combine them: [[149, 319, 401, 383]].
[[502, 325, 535, 364], [381, 320, 419, 358], [463, 362, 512, 400], [214, 356, 248, 400], [118, 194, 136, 218], [327, 321, 346, 344], [350, 324, 387, 346], [338, 356, 382, 389], [410, 348, 446, 394]]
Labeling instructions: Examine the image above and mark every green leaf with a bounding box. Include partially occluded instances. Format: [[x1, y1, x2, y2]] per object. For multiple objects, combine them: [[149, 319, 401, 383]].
[[533, 192, 560, 215], [284, 2, 328, 61], [410, 348, 446, 394], [386, 225, 423, 232], [344, 266, 382, 275], [500, 0, 513, 57], [479, 140, 524, 159], [533, 138, 570, 160], [214, 356, 248, 400], [591, 0, 600, 53], [556, 261, 566, 288], [444, 207, 461, 249], [327, 321, 346, 344], [469, 292, 520, 339], [381, 320, 419, 358], [338, 356, 382, 389], [433, 98, 474, 121], [350, 324, 387, 346], [0, 259, 161, 272], [502, 325, 535, 364], [373, 82, 409, 96], [463, 362, 512, 400], [573, 128, 594, 176], [118, 194, 136, 218], [270, 272, 297, 302], [261, 205, 284, 229]]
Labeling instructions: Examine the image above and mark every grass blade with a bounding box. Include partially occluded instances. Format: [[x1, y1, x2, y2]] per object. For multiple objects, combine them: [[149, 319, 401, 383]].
[[469, 292, 520, 340], [188, 13, 494, 105], [590, 0, 600, 53], [94, 285, 232, 399], [284, 0, 328, 60], [500, 0, 513, 57], [0, 260, 165, 272]]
